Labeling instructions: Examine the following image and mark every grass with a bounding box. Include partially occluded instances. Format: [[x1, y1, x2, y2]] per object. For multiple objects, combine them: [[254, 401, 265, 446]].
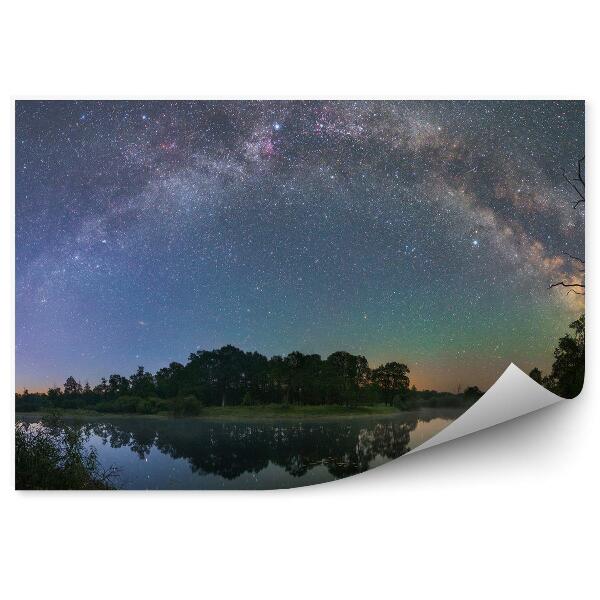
[[17, 403, 403, 422], [200, 403, 401, 420]]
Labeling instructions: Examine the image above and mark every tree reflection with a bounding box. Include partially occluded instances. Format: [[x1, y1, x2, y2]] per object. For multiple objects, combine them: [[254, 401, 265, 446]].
[[70, 411, 456, 484]]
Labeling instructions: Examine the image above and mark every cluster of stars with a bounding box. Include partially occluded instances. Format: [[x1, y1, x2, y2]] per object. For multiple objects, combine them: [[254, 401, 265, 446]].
[[15, 100, 584, 392]]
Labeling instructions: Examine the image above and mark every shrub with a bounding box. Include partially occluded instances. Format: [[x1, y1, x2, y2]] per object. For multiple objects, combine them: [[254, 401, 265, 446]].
[[173, 394, 203, 416], [115, 395, 142, 413], [135, 398, 155, 414], [15, 395, 49, 412], [15, 417, 117, 490], [154, 397, 174, 413]]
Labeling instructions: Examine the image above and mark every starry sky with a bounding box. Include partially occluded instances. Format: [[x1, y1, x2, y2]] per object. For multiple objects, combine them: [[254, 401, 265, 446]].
[[15, 101, 584, 393]]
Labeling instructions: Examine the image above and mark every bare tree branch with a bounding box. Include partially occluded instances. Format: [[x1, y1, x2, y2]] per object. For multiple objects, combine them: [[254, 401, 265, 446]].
[[549, 281, 585, 290], [563, 251, 584, 264], [562, 155, 585, 208], [578, 156, 585, 185], [549, 157, 585, 295]]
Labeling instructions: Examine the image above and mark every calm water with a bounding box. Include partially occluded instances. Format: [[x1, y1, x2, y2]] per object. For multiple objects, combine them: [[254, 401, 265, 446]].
[[19, 409, 460, 489]]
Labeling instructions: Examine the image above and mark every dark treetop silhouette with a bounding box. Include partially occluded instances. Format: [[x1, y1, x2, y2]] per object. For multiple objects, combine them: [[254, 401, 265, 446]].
[[17, 345, 420, 415]]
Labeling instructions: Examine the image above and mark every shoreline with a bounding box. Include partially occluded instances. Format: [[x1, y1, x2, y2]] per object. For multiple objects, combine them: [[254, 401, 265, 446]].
[[16, 405, 401, 422], [15, 404, 466, 423]]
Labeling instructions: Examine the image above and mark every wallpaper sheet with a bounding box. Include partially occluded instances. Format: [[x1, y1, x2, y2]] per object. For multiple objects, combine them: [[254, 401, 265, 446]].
[[15, 100, 584, 490]]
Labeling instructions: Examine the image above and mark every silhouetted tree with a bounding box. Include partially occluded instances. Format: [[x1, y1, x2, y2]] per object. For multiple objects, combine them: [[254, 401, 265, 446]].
[[546, 315, 585, 398], [47, 387, 62, 403], [529, 367, 542, 384], [108, 374, 130, 397], [155, 362, 184, 398], [63, 376, 82, 396], [326, 351, 370, 406], [463, 386, 483, 400], [129, 366, 155, 397], [371, 362, 410, 405], [93, 377, 109, 399]]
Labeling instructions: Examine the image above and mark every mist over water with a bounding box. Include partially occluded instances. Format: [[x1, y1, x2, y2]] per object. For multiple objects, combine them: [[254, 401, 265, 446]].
[[19, 410, 458, 489]]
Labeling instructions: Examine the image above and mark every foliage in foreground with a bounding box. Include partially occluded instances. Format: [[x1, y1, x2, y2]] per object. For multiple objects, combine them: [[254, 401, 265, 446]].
[[529, 314, 585, 398], [15, 416, 117, 490]]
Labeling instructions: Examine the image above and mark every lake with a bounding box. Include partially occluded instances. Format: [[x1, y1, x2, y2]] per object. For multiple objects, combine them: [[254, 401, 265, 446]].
[[18, 409, 460, 489]]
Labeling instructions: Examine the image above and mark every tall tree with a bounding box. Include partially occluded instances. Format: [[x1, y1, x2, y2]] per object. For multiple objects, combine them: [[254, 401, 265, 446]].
[[326, 351, 371, 406], [63, 376, 82, 396], [93, 377, 108, 399], [547, 315, 585, 398], [155, 362, 185, 398], [371, 362, 410, 405], [129, 366, 156, 397], [108, 374, 130, 397], [211, 345, 247, 406]]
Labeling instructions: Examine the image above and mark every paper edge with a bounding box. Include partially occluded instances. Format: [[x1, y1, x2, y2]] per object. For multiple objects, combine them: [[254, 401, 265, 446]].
[[408, 363, 563, 454]]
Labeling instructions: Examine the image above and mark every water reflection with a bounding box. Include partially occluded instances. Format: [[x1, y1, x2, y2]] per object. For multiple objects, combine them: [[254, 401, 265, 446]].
[[19, 409, 460, 489]]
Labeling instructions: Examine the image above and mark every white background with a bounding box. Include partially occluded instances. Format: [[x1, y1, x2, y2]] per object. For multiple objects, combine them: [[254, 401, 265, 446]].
[[1, 2, 598, 598]]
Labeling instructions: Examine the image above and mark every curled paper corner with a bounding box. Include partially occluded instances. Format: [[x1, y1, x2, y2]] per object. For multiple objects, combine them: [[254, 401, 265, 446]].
[[409, 363, 564, 454]]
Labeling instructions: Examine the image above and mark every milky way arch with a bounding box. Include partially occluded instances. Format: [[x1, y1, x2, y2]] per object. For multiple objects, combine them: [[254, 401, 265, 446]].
[[16, 101, 584, 391]]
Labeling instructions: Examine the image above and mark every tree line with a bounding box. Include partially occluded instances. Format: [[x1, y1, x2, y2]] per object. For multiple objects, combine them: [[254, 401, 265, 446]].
[[17, 309, 582, 419], [16, 347, 425, 415]]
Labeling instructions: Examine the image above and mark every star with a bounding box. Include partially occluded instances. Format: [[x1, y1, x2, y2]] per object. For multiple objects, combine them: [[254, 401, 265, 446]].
[[14, 100, 584, 393]]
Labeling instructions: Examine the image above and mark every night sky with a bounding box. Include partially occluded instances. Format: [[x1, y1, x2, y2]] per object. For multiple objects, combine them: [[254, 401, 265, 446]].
[[16, 101, 584, 392]]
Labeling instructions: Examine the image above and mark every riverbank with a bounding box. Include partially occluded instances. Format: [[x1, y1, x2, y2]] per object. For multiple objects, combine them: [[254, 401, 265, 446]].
[[15, 420, 116, 490], [16, 403, 405, 422]]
